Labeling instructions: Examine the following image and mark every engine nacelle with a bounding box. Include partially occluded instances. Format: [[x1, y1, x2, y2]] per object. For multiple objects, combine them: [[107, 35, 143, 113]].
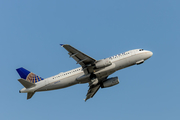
[[95, 58, 112, 69], [101, 77, 119, 88]]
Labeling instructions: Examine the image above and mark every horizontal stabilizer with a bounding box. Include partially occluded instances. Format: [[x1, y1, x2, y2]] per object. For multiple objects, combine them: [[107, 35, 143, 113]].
[[18, 78, 36, 88], [27, 92, 35, 99]]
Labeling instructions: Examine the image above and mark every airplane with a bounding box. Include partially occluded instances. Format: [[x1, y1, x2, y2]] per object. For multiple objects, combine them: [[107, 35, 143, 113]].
[[17, 44, 153, 101]]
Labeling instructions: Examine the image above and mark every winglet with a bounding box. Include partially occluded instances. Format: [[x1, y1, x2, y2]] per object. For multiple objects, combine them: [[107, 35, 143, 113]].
[[60, 44, 64, 47]]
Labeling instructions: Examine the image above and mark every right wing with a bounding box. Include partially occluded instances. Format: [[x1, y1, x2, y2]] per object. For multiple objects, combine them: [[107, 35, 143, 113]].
[[85, 84, 101, 102]]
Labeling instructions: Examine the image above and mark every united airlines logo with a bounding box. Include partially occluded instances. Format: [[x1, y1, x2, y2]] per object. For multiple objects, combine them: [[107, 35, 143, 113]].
[[26, 72, 44, 83]]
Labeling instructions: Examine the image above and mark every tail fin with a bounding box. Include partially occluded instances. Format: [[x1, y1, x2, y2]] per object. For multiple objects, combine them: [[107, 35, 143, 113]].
[[16, 67, 44, 83]]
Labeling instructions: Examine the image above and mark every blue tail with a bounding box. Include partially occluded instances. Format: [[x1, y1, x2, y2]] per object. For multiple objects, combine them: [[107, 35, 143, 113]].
[[16, 67, 44, 83]]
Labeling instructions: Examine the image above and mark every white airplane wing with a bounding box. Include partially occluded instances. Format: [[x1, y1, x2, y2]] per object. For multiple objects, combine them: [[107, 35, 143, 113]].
[[61, 44, 103, 101], [85, 84, 101, 101], [61, 44, 97, 74]]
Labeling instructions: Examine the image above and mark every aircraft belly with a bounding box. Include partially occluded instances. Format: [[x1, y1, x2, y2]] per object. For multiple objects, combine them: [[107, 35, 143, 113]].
[[37, 75, 79, 91]]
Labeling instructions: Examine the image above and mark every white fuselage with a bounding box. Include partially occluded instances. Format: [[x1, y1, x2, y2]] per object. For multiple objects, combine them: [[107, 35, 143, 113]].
[[20, 49, 153, 93]]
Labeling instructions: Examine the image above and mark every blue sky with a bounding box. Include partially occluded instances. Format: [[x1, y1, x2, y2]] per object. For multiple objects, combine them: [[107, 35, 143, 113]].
[[0, 0, 180, 120]]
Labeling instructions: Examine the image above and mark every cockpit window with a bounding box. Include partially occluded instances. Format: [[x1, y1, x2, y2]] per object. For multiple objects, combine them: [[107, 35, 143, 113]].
[[139, 49, 144, 51]]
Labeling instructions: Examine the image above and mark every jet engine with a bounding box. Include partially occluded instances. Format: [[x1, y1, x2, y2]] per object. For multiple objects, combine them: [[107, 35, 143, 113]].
[[101, 77, 119, 88], [95, 58, 112, 69]]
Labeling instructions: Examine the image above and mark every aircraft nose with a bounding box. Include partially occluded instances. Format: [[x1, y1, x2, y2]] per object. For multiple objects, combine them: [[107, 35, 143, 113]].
[[147, 51, 153, 59], [149, 51, 153, 57]]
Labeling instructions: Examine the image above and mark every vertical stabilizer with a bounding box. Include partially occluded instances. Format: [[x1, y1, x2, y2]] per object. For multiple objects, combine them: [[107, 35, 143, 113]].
[[16, 67, 44, 83]]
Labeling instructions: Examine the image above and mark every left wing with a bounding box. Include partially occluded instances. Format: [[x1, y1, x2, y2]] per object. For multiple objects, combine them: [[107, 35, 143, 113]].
[[61, 44, 102, 101], [61, 44, 96, 74], [85, 84, 101, 101]]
